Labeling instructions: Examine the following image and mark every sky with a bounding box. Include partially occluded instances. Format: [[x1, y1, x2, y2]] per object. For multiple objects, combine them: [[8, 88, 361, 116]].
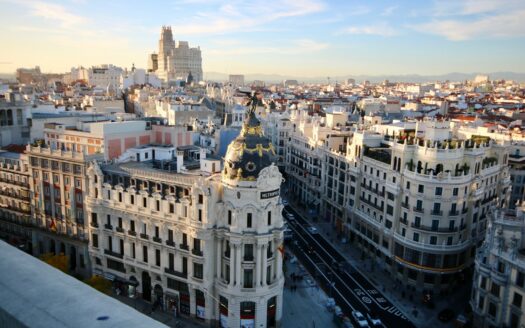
[[0, 0, 524, 77]]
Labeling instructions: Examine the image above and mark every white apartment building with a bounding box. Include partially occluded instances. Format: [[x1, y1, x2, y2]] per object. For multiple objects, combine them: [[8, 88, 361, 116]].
[[345, 120, 511, 291], [86, 111, 284, 327], [86, 65, 124, 90], [282, 112, 513, 291], [471, 208, 525, 328], [263, 110, 292, 170], [228, 75, 245, 87]]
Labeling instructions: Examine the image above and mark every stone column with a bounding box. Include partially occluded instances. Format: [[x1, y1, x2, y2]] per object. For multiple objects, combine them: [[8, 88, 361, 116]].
[[262, 244, 268, 286], [229, 244, 235, 286], [255, 243, 262, 286], [276, 241, 282, 280], [216, 237, 222, 279], [235, 243, 242, 287]]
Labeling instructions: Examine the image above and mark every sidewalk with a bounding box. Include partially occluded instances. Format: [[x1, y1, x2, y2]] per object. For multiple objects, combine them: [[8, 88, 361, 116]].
[[112, 293, 206, 328], [282, 250, 338, 328], [287, 200, 470, 328]]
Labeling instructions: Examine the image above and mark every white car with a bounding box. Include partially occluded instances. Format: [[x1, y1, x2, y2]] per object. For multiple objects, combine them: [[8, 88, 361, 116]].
[[286, 213, 295, 221], [352, 311, 369, 328], [366, 313, 383, 327], [307, 226, 319, 234]]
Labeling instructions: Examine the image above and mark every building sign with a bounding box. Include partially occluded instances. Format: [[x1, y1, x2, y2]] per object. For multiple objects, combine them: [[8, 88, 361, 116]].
[[240, 319, 254, 328], [196, 305, 205, 319], [260, 189, 280, 199]]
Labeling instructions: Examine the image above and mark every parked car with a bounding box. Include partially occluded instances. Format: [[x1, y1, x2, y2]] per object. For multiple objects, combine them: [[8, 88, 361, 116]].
[[307, 226, 319, 234], [284, 228, 293, 240], [351, 311, 369, 328], [366, 312, 383, 327], [438, 308, 455, 322], [282, 199, 289, 206]]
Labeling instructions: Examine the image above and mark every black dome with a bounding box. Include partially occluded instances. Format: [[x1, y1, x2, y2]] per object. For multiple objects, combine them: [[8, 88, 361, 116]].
[[223, 110, 276, 181]]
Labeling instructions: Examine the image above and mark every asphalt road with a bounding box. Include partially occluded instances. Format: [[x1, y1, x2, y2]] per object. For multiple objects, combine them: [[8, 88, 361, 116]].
[[284, 205, 415, 328]]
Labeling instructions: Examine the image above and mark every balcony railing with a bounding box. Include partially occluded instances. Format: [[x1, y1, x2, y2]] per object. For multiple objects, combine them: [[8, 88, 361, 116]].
[[431, 210, 443, 216], [413, 207, 424, 213], [179, 243, 189, 251], [166, 240, 175, 247], [164, 267, 187, 279], [153, 236, 162, 243], [140, 233, 149, 240], [192, 249, 203, 256], [104, 224, 113, 230], [243, 255, 254, 262], [115, 226, 124, 233], [410, 223, 459, 233], [104, 249, 124, 259], [90, 221, 99, 228], [128, 230, 136, 236]]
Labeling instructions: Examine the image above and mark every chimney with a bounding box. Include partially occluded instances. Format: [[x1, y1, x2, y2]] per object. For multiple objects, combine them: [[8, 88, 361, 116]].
[[176, 150, 184, 173]]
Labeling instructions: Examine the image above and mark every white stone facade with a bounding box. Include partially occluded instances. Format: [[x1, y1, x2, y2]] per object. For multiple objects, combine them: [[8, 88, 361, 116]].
[[471, 208, 525, 328], [86, 152, 284, 327]]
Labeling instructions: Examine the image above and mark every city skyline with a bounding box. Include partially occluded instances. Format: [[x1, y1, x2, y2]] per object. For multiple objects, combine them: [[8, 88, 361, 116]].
[[1, 0, 525, 77]]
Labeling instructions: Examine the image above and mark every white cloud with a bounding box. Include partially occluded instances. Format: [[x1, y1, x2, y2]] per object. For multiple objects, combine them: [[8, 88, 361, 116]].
[[5, 0, 87, 27], [170, 0, 325, 36], [207, 39, 329, 56], [380, 5, 397, 17], [341, 23, 397, 37], [413, 7, 525, 40]]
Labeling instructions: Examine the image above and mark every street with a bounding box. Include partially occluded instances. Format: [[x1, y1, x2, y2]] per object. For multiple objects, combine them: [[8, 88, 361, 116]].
[[284, 205, 415, 328]]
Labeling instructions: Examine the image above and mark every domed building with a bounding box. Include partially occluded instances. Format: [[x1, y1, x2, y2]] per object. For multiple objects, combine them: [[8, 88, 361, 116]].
[[85, 100, 284, 328], [217, 102, 285, 328]]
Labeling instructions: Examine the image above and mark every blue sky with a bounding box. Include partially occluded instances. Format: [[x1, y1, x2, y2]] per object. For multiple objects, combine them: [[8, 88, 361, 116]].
[[0, 0, 524, 77]]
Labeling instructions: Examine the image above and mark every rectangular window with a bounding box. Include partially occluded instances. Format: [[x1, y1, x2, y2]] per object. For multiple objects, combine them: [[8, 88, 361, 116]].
[[244, 244, 254, 261], [243, 269, 253, 288], [168, 229, 173, 242], [143, 246, 148, 263], [169, 253, 174, 270], [453, 188, 458, 196], [130, 220, 135, 232], [435, 187, 442, 196], [247, 213, 252, 228], [143, 197, 147, 208], [430, 236, 437, 245], [413, 233, 419, 242], [193, 263, 203, 279], [491, 283, 500, 297], [132, 243, 135, 258], [130, 195, 135, 205], [118, 192, 122, 202], [267, 211, 272, 225], [156, 200, 160, 211], [513, 292, 523, 308], [169, 203, 174, 213], [414, 216, 421, 227], [92, 233, 98, 248], [108, 236, 113, 251], [198, 209, 202, 222], [387, 205, 393, 215], [155, 249, 161, 266], [118, 217, 122, 228], [119, 239, 124, 255], [198, 194, 203, 204], [228, 210, 232, 225], [418, 184, 424, 193], [488, 302, 497, 318], [155, 226, 159, 238]]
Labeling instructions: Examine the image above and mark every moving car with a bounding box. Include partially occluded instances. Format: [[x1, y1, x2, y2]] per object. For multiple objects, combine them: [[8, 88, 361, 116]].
[[284, 228, 293, 240], [366, 312, 383, 327], [282, 199, 289, 206], [351, 311, 369, 328], [286, 213, 296, 222]]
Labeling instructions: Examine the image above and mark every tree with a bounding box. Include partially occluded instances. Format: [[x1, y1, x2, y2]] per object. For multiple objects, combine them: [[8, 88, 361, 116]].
[[40, 253, 68, 273], [84, 275, 112, 295]]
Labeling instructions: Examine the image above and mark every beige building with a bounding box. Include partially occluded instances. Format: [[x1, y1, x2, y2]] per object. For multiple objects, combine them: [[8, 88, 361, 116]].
[[471, 208, 525, 328], [86, 110, 284, 327]]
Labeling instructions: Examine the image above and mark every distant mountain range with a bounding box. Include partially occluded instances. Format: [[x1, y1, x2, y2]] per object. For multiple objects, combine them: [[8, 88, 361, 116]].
[[2, 71, 524, 84], [204, 71, 525, 84]]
